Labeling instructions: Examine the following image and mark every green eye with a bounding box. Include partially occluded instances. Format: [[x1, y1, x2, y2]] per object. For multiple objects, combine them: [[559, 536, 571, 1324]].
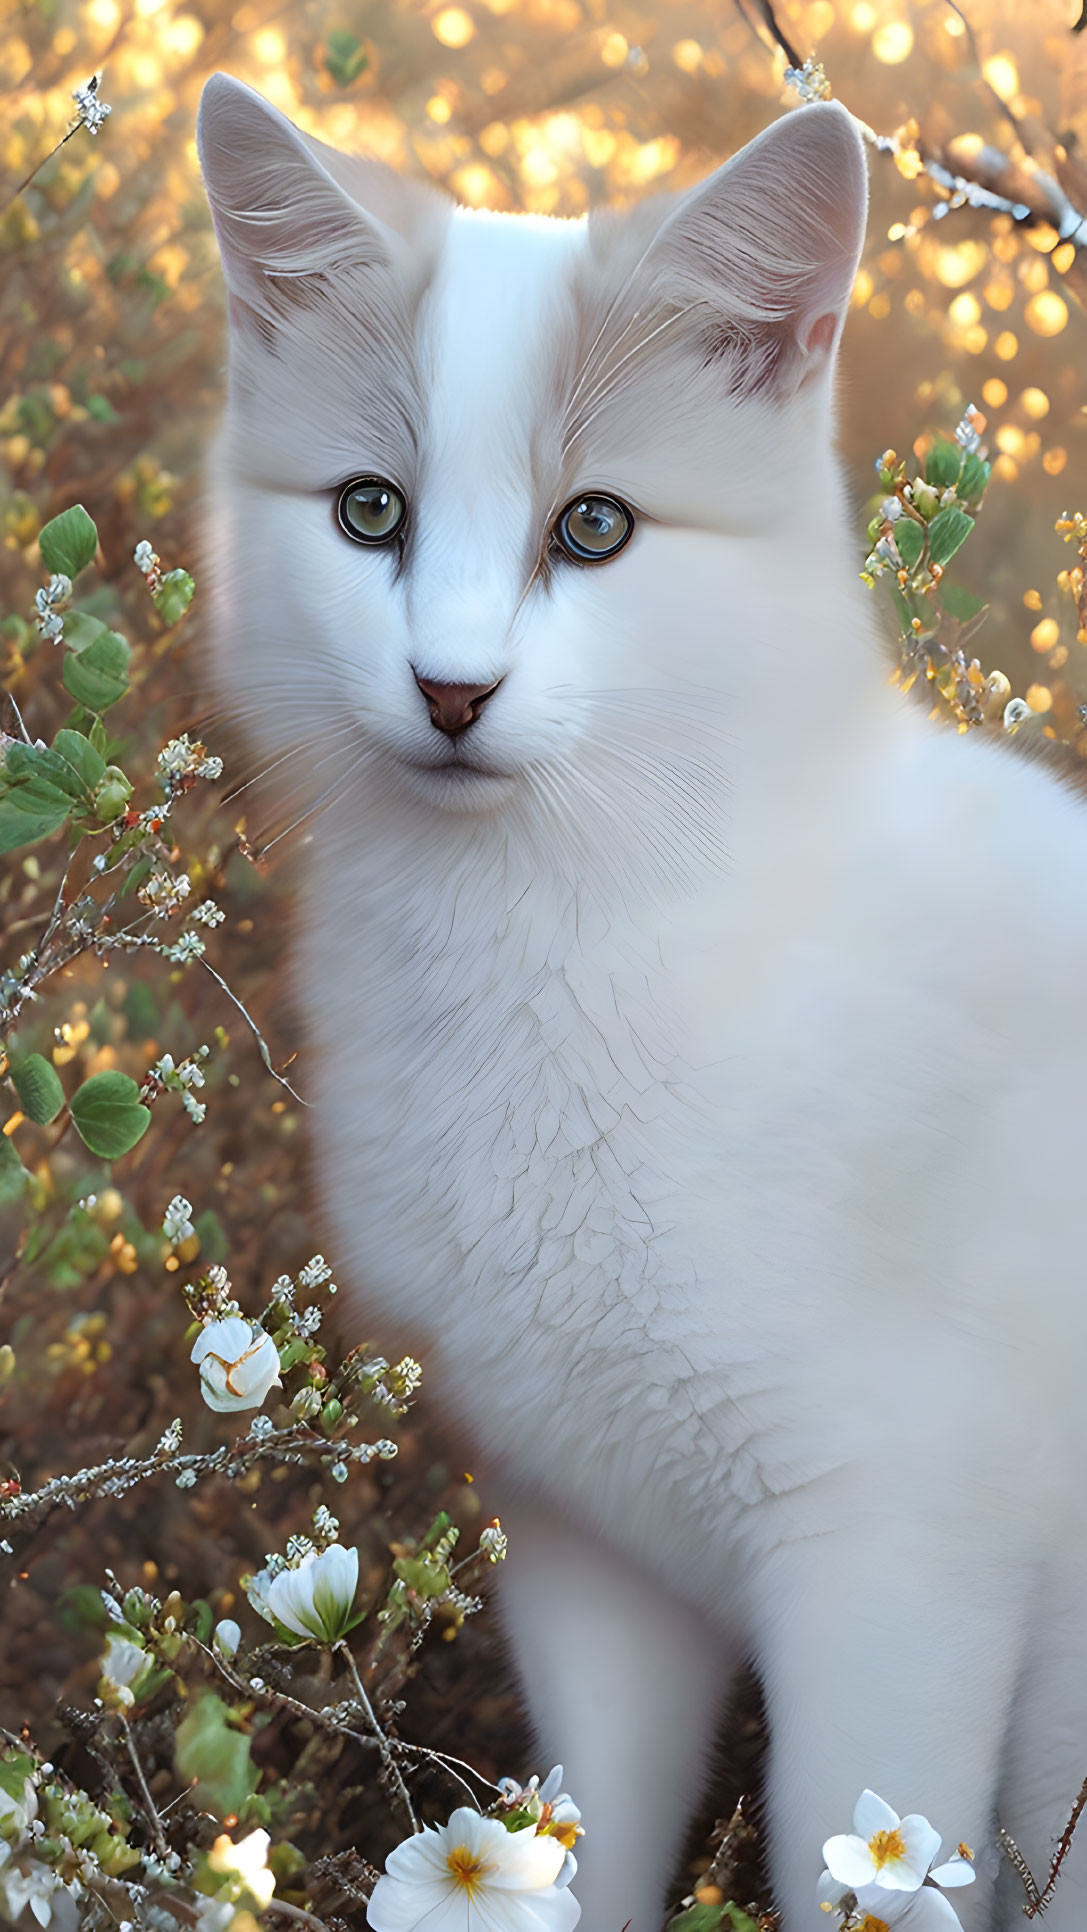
[[554, 493, 634, 563], [337, 477, 407, 545]]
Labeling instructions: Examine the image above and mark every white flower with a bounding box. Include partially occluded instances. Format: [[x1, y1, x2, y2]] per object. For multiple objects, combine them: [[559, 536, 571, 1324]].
[[191, 900, 225, 926], [823, 1792, 975, 1898], [1004, 697, 1034, 732], [298, 1255, 332, 1288], [0, 1851, 68, 1928], [133, 541, 157, 573], [367, 1808, 581, 1932], [212, 1618, 242, 1662], [191, 1316, 281, 1413], [207, 1829, 275, 1909], [258, 1544, 359, 1645], [162, 1195, 195, 1244], [100, 1633, 148, 1709], [72, 74, 111, 135], [33, 576, 71, 642], [0, 1772, 37, 1840], [480, 1522, 508, 1564], [818, 1868, 968, 1930]]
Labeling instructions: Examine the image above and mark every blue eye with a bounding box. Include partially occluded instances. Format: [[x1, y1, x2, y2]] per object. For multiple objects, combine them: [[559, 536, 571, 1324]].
[[337, 477, 406, 545], [554, 494, 634, 563]]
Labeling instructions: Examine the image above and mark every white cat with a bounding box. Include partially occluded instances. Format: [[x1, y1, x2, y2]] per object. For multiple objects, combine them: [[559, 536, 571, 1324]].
[[198, 74, 1087, 1932]]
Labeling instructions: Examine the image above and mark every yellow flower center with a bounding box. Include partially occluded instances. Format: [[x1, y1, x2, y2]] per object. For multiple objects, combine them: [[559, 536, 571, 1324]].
[[446, 1845, 488, 1892], [867, 1827, 907, 1870], [858, 1917, 890, 1932]]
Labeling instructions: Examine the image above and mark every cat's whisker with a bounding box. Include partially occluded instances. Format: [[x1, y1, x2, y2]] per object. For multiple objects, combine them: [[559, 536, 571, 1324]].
[[219, 721, 359, 806], [253, 749, 374, 859]]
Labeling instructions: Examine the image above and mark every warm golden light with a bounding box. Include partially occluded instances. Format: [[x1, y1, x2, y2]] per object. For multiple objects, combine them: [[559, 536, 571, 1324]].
[[982, 378, 1008, 408], [1024, 291, 1069, 337], [433, 8, 476, 47], [872, 20, 913, 63]]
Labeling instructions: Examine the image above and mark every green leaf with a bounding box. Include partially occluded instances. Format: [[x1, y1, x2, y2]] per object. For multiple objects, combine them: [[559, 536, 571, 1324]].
[[39, 504, 98, 579], [89, 717, 109, 757], [152, 568, 194, 626], [86, 395, 119, 423], [175, 1695, 259, 1820], [53, 728, 105, 794], [894, 518, 924, 573], [940, 582, 987, 622], [0, 1133, 30, 1207], [62, 610, 107, 654], [10, 1052, 65, 1125], [324, 28, 369, 84], [928, 505, 975, 569], [69, 1071, 151, 1158], [62, 631, 130, 712], [925, 439, 961, 490], [959, 451, 991, 501], [0, 791, 71, 855]]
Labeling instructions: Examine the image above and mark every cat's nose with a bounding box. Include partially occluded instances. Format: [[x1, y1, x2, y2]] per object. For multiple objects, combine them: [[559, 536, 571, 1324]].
[[413, 672, 504, 736]]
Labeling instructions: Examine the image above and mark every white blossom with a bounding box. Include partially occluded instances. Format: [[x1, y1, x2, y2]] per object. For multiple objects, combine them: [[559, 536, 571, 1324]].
[[0, 1771, 37, 1841], [163, 931, 205, 964], [99, 1633, 148, 1710], [72, 74, 111, 135], [818, 1868, 968, 1930], [33, 576, 71, 642], [298, 1254, 332, 1288], [139, 869, 191, 917], [133, 540, 157, 574], [367, 1808, 581, 1932], [251, 1543, 359, 1645], [207, 1829, 275, 1910], [823, 1792, 975, 1902], [191, 1316, 282, 1414], [480, 1522, 508, 1564], [162, 1195, 195, 1245], [191, 899, 225, 926], [212, 1618, 242, 1662], [0, 1848, 71, 1929]]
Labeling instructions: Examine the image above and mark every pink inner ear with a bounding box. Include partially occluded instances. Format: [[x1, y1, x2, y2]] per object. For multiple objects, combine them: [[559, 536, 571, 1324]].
[[803, 311, 838, 356]]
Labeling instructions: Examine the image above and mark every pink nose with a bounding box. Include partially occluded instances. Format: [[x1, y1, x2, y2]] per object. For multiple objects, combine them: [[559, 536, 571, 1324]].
[[413, 673, 503, 737]]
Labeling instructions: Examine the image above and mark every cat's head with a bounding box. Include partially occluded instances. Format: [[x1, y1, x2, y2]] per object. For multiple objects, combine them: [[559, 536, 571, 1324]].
[[198, 76, 868, 881]]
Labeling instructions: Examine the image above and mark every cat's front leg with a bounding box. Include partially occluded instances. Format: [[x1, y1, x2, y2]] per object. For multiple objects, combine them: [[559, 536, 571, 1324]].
[[496, 1497, 734, 1932], [755, 1531, 1030, 1932]]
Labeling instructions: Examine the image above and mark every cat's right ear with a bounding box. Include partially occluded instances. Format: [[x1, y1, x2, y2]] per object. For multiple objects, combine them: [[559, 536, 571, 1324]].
[[197, 74, 443, 330]]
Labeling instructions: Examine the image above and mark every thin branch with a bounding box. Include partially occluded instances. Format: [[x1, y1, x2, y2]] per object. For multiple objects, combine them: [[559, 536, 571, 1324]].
[[119, 1713, 168, 1858], [336, 1640, 418, 1833], [263, 1904, 333, 1930], [197, 956, 308, 1106]]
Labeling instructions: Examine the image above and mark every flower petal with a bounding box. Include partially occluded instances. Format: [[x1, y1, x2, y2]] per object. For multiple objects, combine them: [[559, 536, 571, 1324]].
[[823, 1834, 879, 1890], [929, 1858, 975, 1889], [854, 1791, 902, 1838], [366, 1874, 465, 1932]]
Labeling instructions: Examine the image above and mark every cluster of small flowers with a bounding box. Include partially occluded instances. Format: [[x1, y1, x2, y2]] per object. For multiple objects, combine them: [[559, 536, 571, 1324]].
[[132, 538, 162, 592], [144, 1046, 210, 1124], [190, 898, 225, 927], [33, 573, 71, 642], [162, 1195, 195, 1245], [139, 868, 191, 916], [819, 1791, 975, 1932], [156, 1416, 184, 1456], [953, 405, 984, 455], [479, 1521, 509, 1563], [784, 53, 833, 102], [156, 735, 224, 791], [161, 929, 206, 965], [71, 73, 111, 135], [368, 1768, 583, 1932], [298, 1254, 334, 1290]]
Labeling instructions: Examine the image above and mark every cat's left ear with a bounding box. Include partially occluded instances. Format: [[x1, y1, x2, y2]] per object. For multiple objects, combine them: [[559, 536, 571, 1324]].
[[651, 102, 868, 392]]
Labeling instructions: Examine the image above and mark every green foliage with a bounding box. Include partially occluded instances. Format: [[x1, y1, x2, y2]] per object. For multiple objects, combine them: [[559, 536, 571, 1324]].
[[927, 504, 974, 569], [668, 1904, 759, 1932], [53, 727, 105, 793], [0, 1133, 30, 1205], [61, 629, 130, 711], [69, 1071, 152, 1158], [153, 568, 195, 626], [174, 1694, 259, 1819], [38, 504, 98, 579], [924, 437, 962, 489], [894, 518, 924, 572], [9, 1051, 65, 1124], [323, 28, 370, 84]]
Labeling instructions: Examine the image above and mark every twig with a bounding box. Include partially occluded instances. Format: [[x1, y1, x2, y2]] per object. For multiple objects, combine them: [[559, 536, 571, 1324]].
[[118, 1713, 168, 1858], [336, 1640, 419, 1833], [1, 120, 85, 215], [197, 956, 308, 1106]]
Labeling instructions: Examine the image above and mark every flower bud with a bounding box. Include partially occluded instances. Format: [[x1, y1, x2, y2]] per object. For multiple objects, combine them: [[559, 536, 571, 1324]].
[[191, 1316, 282, 1414], [93, 765, 133, 823], [213, 1617, 242, 1662]]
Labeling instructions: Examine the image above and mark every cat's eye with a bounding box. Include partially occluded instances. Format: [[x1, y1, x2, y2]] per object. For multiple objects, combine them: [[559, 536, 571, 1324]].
[[553, 493, 634, 564], [337, 477, 407, 546]]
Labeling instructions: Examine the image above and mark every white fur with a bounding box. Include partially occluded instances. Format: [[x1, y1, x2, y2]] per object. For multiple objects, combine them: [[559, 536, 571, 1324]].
[[199, 76, 1087, 1931]]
